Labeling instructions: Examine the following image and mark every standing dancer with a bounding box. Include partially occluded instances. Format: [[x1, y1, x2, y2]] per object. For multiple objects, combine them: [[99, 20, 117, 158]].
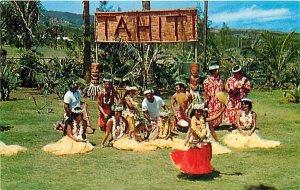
[[171, 103, 225, 175], [204, 64, 224, 129], [97, 78, 121, 131], [224, 65, 251, 130]]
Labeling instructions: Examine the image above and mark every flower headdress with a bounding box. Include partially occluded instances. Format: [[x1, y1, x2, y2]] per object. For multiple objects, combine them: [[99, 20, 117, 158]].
[[72, 107, 83, 114]]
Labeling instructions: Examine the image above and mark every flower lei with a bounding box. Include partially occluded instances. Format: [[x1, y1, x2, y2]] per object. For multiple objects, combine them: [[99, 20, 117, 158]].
[[103, 89, 113, 104], [72, 120, 84, 140], [158, 119, 169, 138], [241, 111, 252, 129], [112, 116, 124, 140], [191, 116, 209, 140]]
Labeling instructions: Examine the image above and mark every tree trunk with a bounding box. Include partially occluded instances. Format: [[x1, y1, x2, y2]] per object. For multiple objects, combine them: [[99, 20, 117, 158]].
[[141, 0, 154, 89], [83, 0, 91, 82]]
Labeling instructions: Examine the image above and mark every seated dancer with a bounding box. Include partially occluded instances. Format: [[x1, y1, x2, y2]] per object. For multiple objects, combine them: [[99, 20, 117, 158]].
[[43, 107, 94, 155], [142, 89, 169, 140], [171, 81, 192, 132], [171, 103, 228, 175], [223, 98, 280, 149], [97, 78, 121, 131], [122, 86, 139, 135], [157, 111, 172, 139], [102, 105, 156, 152], [55, 81, 95, 133], [0, 141, 27, 156], [101, 104, 128, 148], [129, 119, 150, 142]]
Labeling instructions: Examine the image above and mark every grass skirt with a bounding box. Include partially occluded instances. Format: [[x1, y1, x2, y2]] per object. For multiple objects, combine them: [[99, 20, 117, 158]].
[[223, 130, 281, 149], [42, 136, 94, 155], [0, 141, 27, 156], [113, 138, 184, 152], [113, 137, 157, 152], [171, 143, 213, 175], [171, 139, 231, 155]]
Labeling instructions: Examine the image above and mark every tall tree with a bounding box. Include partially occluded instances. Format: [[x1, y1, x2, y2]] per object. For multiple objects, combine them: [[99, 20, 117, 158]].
[[83, 0, 91, 82], [141, 0, 155, 89], [1, 1, 41, 50]]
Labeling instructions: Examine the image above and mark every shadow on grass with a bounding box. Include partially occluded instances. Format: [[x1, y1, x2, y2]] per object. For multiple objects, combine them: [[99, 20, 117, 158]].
[[177, 170, 221, 181], [5, 98, 24, 101], [214, 125, 260, 131], [0, 125, 14, 132], [177, 170, 243, 181], [214, 125, 231, 131]]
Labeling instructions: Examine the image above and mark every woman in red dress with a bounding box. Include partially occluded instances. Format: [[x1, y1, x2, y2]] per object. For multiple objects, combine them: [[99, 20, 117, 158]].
[[171, 103, 225, 175]]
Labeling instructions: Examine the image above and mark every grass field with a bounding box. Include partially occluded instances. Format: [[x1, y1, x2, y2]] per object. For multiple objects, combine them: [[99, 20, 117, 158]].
[[3, 45, 67, 59], [1, 89, 299, 190]]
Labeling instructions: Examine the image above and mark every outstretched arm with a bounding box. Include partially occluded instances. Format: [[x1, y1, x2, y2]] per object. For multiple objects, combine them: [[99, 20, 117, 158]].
[[209, 122, 219, 142], [206, 106, 226, 122]]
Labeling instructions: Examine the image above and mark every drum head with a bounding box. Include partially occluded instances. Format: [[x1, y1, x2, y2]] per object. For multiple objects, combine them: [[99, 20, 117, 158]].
[[177, 120, 189, 127]]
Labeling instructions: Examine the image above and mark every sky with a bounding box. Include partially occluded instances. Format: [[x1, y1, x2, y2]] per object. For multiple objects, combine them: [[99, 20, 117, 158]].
[[42, 1, 300, 32]]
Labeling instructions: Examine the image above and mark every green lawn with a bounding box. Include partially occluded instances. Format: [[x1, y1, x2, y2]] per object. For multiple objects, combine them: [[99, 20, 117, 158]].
[[1, 89, 299, 190], [3, 45, 67, 58]]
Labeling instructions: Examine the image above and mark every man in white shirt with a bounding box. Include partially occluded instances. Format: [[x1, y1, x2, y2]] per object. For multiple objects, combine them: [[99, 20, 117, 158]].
[[55, 81, 95, 133], [142, 89, 169, 140]]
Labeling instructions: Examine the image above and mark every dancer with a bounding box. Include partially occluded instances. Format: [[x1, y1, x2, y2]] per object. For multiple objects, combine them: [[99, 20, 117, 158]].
[[223, 98, 280, 149], [43, 107, 94, 155], [224, 65, 251, 130], [97, 78, 121, 131], [204, 64, 224, 129], [122, 86, 139, 135], [101, 104, 128, 148], [102, 105, 157, 152], [157, 111, 172, 139], [171, 103, 226, 175]]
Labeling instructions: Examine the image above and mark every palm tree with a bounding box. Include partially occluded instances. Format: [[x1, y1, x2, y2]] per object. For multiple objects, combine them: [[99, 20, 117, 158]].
[[83, 0, 91, 82], [254, 31, 298, 88]]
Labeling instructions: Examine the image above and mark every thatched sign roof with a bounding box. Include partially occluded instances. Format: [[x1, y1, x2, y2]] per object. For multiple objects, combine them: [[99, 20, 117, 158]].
[[94, 8, 198, 43]]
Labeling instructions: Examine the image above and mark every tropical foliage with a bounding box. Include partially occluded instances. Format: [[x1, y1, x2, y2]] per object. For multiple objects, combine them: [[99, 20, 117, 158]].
[[1, 1, 300, 101], [0, 60, 21, 101]]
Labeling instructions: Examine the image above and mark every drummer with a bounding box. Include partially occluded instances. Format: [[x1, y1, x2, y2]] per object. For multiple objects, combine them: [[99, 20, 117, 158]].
[[171, 80, 193, 132]]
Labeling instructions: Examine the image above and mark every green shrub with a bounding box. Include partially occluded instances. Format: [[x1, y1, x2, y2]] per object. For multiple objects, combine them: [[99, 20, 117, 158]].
[[0, 60, 21, 101]]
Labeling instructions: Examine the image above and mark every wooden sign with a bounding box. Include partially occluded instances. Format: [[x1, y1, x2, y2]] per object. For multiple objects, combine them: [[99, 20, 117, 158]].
[[94, 9, 198, 43]]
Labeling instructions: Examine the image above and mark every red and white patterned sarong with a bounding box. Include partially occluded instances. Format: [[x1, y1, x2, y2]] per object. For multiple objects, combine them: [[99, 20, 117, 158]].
[[204, 76, 223, 127]]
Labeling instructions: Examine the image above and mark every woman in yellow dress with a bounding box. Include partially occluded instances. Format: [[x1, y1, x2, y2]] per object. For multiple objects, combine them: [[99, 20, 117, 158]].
[[43, 107, 94, 155], [122, 86, 139, 136], [223, 98, 280, 149]]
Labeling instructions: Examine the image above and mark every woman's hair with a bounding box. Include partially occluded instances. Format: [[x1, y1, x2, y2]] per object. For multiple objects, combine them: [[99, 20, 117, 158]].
[[122, 90, 130, 108], [63, 110, 83, 136], [242, 101, 252, 111]]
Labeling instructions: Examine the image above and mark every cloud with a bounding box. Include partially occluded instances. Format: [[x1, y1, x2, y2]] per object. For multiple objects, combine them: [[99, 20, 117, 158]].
[[210, 6, 292, 23]]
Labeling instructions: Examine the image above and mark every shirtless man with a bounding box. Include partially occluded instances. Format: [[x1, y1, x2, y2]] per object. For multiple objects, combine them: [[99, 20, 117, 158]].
[[171, 81, 192, 131]]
